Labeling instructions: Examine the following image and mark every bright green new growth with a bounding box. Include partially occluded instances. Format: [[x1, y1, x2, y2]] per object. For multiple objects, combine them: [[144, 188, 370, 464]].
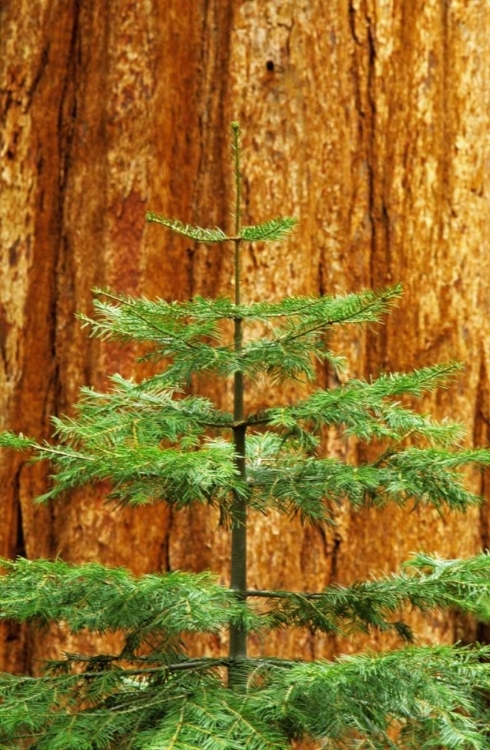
[[1, 124, 490, 748]]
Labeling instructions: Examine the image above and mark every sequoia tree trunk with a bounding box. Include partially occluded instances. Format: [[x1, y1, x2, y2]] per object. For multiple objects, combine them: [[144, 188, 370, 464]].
[[1, 0, 489, 674]]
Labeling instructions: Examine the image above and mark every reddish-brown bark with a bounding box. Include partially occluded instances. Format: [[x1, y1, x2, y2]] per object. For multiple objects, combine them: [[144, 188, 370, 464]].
[[1, 0, 489, 678]]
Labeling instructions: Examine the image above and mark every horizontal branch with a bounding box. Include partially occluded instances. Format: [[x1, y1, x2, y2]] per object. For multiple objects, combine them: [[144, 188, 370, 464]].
[[245, 589, 322, 599], [51, 655, 301, 680]]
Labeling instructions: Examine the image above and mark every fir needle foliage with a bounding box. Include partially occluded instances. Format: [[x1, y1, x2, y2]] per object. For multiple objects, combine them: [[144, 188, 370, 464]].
[[1, 123, 490, 748]]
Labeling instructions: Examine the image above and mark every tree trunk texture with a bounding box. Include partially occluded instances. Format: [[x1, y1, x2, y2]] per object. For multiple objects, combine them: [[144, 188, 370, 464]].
[[1, 0, 490, 678]]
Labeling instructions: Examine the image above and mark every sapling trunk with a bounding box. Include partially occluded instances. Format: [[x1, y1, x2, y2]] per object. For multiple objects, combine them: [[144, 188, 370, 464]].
[[228, 124, 248, 681]]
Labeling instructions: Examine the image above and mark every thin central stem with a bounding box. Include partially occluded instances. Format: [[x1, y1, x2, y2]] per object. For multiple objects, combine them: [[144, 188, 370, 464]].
[[229, 123, 248, 679]]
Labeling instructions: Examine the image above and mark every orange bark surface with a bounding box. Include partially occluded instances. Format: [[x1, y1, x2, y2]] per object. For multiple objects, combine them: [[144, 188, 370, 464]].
[[1, 0, 489, 677]]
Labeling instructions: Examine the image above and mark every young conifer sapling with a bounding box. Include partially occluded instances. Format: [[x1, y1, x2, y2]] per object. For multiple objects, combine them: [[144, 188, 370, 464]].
[[1, 124, 490, 748]]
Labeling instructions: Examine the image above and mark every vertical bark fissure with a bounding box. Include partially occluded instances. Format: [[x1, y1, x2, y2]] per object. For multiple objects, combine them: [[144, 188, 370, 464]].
[[51, 0, 82, 420], [362, 5, 392, 378], [348, 1, 381, 292], [348, 0, 362, 47], [193, 0, 235, 297], [13, 468, 26, 559], [475, 352, 490, 552], [440, 0, 452, 217], [161, 520, 173, 574], [25, 43, 50, 105], [365, 10, 377, 290]]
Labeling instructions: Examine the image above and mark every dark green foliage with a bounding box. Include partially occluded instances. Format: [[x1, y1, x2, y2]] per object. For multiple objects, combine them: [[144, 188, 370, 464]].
[[1, 554, 490, 647], [1, 645, 490, 749], [1, 124, 490, 748], [0, 559, 260, 643]]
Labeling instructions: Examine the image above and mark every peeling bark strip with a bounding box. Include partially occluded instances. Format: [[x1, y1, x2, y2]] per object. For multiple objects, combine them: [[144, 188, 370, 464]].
[[1, 0, 490, 676]]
